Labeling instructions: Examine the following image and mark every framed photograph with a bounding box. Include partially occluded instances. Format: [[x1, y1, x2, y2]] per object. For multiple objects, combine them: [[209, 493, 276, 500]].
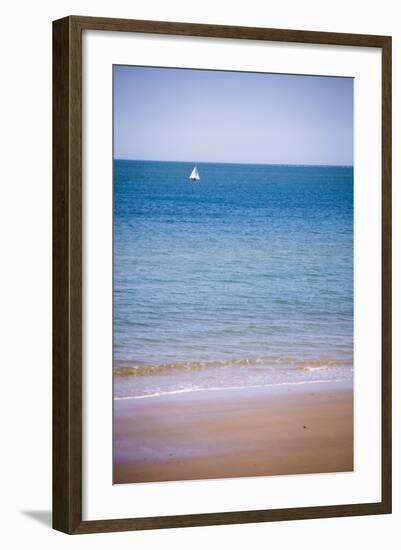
[[53, 16, 392, 534]]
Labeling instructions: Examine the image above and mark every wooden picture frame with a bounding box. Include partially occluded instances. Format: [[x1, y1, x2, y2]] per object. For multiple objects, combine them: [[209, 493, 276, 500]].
[[53, 15, 392, 534]]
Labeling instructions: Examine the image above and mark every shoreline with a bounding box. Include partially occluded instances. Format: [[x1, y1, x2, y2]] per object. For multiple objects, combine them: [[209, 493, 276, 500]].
[[113, 379, 353, 484], [114, 377, 352, 401]]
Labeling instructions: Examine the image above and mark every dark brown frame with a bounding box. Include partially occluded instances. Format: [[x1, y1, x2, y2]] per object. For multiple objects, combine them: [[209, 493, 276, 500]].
[[53, 15, 392, 534]]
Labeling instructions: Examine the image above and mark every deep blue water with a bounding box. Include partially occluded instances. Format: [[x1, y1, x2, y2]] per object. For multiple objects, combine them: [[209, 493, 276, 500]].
[[113, 160, 353, 398]]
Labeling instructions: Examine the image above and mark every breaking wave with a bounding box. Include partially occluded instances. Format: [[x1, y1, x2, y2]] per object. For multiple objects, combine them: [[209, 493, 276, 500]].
[[114, 355, 352, 377]]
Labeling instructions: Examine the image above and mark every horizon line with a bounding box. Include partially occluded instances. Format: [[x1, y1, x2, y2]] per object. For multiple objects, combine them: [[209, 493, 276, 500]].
[[114, 158, 354, 168]]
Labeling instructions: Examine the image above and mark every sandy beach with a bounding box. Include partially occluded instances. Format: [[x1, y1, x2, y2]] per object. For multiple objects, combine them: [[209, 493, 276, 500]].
[[113, 380, 353, 484]]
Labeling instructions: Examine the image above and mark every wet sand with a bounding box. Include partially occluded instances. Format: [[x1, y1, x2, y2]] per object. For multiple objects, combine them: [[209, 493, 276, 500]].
[[113, 381, 353, 484]]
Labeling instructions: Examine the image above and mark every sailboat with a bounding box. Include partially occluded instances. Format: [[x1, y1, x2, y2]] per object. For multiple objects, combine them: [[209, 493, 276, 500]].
[[189, 165, 200, 181]]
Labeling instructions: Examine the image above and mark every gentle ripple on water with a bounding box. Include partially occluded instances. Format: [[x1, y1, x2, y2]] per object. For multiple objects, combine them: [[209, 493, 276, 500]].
[[113, 160, 353, 398]]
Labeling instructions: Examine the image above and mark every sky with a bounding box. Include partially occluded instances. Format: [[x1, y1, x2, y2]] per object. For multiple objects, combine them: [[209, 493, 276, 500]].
[[114, 65, 353, 166]]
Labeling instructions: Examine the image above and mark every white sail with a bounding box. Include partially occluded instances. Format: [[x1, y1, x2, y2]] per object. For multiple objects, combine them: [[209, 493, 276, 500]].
[[189, 166, 200, 180]]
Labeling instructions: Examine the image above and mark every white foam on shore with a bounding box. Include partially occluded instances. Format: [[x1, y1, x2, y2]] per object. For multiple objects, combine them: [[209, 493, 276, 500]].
[[303, 366, 329, 371], [114, 377, 352, 401]]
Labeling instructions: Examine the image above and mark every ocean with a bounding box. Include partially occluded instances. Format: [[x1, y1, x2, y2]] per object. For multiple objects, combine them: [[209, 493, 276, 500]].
[[113, 160, 353, 399]]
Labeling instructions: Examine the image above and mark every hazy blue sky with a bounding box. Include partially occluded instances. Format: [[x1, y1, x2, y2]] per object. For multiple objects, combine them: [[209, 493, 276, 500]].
[[114, 65, 353, 165]]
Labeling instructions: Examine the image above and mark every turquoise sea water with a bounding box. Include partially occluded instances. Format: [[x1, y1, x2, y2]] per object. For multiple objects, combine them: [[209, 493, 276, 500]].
[[113, 160, 353, 399]]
